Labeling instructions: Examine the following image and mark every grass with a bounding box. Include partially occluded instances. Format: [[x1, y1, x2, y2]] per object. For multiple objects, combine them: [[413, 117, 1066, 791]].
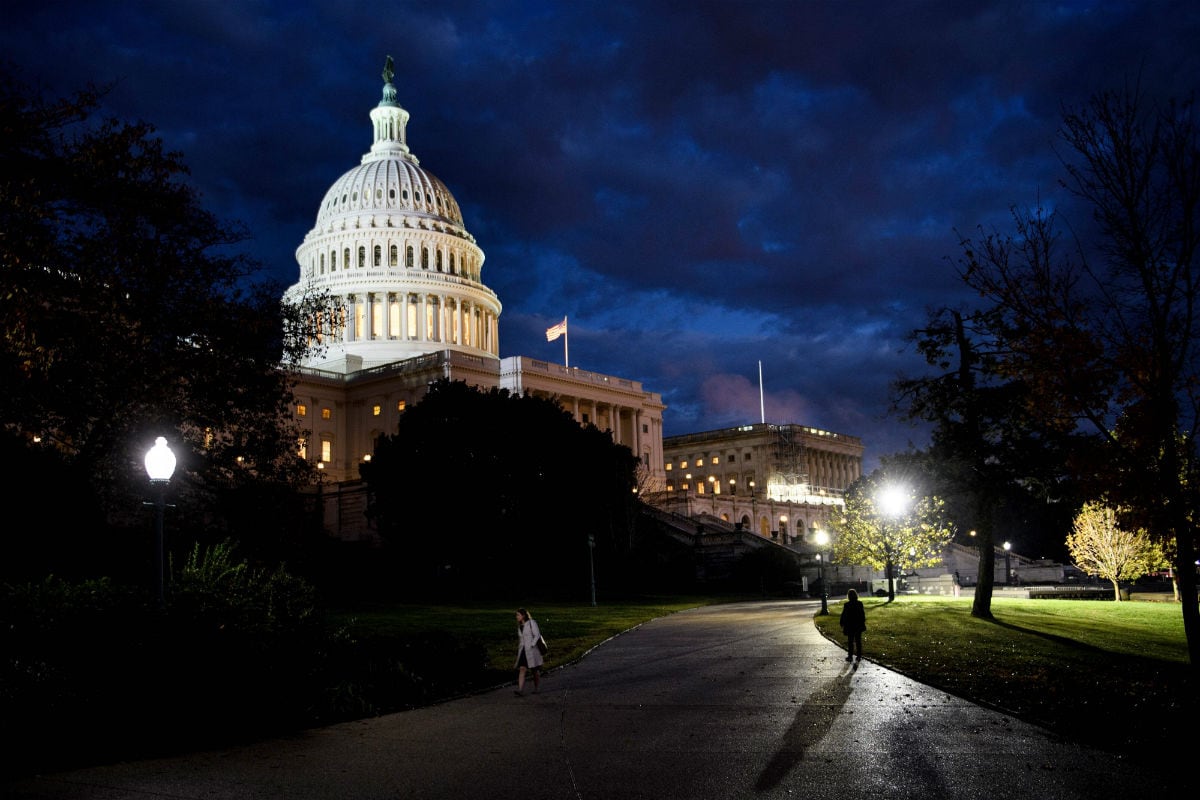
[[812, 595, 1197, 758]]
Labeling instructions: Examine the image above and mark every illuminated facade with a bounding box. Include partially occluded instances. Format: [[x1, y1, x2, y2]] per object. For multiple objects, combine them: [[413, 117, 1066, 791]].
[[285, 62, 665, 536], [656, 423, 864, 545]]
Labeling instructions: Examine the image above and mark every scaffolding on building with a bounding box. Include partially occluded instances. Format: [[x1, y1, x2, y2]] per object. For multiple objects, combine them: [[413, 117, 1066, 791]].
[[767, 425, 809, 502]]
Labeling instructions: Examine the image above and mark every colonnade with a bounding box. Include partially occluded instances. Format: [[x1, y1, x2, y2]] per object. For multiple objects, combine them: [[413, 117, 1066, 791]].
[[806, 449, 861, 492], [315, 291, 498, 355]]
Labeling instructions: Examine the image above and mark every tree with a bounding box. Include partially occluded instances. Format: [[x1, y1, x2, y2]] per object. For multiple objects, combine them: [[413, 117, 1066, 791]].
[[892, 306, 1081, 619], [828, 470, 955, 602], [1067, 502, 1163, 600], [360, 380, 641, 599], [0, 66, 321, 582], [957, 86, 1200, 665]]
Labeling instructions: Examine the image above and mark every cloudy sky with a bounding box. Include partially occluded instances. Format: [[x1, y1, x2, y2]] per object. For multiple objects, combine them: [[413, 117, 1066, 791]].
[[6, 1, 1198, 470]]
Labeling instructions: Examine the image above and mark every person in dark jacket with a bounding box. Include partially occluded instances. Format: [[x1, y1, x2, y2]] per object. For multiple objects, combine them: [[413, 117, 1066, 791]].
[[839, 588, 866, 662]]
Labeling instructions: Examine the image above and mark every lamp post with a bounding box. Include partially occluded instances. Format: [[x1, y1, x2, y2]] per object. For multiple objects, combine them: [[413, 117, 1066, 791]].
[[779, 514, 788, 545], [814, 528, 831, 614], [708, 475, 717, 514], [749, 480, 757, 534], [1003, 541, 1012, 586], [588, 532, 597, 607], [144, 436, 176, 607]]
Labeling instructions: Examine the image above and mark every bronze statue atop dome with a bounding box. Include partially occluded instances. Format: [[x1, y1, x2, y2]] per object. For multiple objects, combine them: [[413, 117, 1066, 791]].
[[382, 55, 395, 85]]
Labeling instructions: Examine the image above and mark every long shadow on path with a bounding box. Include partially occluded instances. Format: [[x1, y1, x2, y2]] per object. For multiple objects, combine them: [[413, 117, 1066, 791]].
[[754, 663, 856, 792]]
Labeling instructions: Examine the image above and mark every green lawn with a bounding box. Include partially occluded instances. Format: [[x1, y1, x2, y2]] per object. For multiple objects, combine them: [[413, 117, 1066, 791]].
[[812, 595, 1196, 757]]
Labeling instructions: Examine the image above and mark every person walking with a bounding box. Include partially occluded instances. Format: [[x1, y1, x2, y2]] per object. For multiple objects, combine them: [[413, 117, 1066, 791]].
[[514, 608, 544, 696], [839, 588, 866, 663]]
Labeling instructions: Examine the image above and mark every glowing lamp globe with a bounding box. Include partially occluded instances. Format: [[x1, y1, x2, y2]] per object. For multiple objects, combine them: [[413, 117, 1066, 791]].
[[144, 437, 177, 483]]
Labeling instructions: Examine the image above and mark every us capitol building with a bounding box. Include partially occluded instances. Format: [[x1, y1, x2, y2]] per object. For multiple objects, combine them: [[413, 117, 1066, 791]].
[[286, 60, 862, 545]]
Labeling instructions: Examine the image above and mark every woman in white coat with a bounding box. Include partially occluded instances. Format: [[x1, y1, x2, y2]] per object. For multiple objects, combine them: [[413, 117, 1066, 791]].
[[514, 607, 544, 696]]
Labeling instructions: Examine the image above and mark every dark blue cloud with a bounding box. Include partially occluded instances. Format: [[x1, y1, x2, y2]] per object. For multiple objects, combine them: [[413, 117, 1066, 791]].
[[6, 0, 1199, 470]]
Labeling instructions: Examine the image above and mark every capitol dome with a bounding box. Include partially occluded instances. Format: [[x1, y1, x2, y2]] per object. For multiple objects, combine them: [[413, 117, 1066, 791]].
[[288, 57, 501, 373]]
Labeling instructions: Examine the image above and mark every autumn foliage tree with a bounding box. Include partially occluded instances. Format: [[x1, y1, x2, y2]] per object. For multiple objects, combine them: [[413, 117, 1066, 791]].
[[829, 470, 955, 602], [1067, 503, 1164, 601]]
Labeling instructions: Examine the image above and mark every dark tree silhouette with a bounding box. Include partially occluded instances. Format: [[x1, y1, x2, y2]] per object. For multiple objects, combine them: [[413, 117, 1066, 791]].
[[361, 380, 641, 599], [0, 65, 321, 582]]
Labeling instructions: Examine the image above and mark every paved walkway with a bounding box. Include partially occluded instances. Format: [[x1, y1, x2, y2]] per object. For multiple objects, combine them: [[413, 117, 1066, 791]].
[[3, 600, 1175, 799]]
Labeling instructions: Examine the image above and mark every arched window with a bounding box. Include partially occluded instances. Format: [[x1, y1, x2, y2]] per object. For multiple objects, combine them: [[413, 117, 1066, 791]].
[[320, 253, 325, 273], [330, 250, 337, 271], [449, 253, 456, 274], [389, 245, 398, 267], [358, 247, 366, 268], [436, 250, 443, 272], [406, 245, 414, 268], [373, 245, 381, 267], [343, 248, 350, 269], [421, 248, 429, 269]]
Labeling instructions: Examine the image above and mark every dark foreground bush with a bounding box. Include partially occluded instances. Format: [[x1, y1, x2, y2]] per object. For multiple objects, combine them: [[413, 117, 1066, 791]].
[[1, 546, 510, 779], [1, 542, 332, 777]]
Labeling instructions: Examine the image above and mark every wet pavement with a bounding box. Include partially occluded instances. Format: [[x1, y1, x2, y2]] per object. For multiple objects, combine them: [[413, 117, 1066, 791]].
[[2, 600, 1176, 799]]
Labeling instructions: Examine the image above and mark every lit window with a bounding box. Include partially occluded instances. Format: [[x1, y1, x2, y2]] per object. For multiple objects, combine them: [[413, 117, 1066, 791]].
[[363, 454, 372, 462], [372, 405, 381, 416], [696, 458, 704, 466], [397, 400, 407, 412], [297, 404, 307, 417], [298, 438, 307, 459], [712, 456, 720, 465], [681, 460, 688, 469], [321, 440, 332, 462], [321, 408, 332, 420], [665, 463, 672, 471]]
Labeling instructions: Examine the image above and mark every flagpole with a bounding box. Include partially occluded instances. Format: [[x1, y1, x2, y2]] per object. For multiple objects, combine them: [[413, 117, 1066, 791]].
[[564, 318, 569, 368], [758, 360, 765, 424]]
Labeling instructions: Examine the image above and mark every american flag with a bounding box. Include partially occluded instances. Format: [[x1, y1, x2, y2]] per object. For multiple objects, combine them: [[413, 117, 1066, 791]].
[[545, 317, 567, 341]]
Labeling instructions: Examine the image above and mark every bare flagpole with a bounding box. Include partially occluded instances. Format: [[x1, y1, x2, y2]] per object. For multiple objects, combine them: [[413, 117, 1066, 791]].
[[758, 360, 765, 423], [564, 316, 569, 367]]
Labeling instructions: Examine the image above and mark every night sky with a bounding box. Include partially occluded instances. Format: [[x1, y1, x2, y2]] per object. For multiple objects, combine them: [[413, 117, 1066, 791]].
[[6, 1, 1199, 470]]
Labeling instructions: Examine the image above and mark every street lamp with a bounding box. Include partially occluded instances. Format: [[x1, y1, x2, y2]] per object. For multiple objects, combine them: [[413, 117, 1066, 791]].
[[814, 528, 831, 614], [1003, 541, 1012, 586], [144, 436, 176, 607], [708, 476, 717, 513], [779, 514, 788, 544]]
